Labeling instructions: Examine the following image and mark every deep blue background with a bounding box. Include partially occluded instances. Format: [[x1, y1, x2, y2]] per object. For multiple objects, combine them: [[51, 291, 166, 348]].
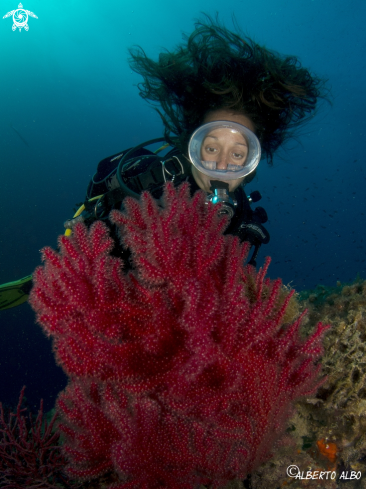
[[0, 0, 365, 410]]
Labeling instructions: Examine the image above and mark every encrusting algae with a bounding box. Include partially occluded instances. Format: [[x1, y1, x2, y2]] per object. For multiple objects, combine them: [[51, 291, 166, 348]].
[[248, 278, 366, 489]]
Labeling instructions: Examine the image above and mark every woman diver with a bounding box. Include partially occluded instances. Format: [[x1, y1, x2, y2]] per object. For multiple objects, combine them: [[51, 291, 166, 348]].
[[0, 15, 327, 310], [84, 15, 327, 263]]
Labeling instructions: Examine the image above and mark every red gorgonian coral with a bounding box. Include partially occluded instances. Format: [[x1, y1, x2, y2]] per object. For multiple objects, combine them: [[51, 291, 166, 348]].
[[30, 183, 329, 488], [0, 386, 68, 489]]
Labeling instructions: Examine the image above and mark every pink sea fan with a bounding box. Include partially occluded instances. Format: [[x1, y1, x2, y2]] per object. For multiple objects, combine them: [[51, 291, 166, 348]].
[[30, 183, 329, 488]]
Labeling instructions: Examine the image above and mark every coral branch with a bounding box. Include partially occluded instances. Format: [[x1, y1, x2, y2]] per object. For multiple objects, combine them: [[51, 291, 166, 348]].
[[0, 387, 68, 489]]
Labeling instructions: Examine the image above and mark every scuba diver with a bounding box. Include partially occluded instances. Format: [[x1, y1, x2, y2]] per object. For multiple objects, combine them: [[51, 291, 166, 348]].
[[0, 15, 327, 311]]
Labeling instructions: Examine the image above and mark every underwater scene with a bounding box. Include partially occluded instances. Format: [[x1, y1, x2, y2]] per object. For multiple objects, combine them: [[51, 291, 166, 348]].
[[0, 0, 365, 487]]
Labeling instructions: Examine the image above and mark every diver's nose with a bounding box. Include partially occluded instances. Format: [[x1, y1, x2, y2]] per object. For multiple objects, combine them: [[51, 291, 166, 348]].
[[216, 154, 229, 169]]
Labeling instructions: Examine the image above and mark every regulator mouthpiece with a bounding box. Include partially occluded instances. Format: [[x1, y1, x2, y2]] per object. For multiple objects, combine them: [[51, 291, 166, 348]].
[[206, 181, 236, 219]]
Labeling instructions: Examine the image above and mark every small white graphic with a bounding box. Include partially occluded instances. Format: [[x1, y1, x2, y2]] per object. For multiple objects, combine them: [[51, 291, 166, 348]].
[[286, 465, 300, 477], [3, 3, 38, 31]]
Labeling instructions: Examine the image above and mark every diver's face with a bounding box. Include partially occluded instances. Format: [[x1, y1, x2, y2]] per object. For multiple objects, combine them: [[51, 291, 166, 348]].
[[192, 109, 256, 192], [201, 127, 248, 169]]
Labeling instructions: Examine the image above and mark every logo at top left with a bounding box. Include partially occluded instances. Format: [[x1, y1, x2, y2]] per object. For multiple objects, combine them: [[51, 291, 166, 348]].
[[3, 3, 38, 31]]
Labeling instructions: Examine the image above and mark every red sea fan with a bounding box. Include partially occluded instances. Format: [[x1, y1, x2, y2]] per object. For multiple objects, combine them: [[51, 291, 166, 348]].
[[30, 183, 329, 488]]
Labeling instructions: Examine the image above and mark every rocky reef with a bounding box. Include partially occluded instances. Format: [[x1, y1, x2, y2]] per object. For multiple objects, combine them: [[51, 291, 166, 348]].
[[249, 278, 366, 489]]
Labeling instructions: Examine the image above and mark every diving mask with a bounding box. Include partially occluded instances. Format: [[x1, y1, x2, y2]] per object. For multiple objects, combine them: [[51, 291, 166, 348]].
[[188, 120, 261, 181]]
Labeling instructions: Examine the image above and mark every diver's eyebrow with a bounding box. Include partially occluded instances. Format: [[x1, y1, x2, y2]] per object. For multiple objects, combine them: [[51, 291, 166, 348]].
[[205, 135, 248, 146]]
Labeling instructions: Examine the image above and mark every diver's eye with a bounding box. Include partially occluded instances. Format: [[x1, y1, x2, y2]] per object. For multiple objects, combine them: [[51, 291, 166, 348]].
[[204, 146, 218, 154], [230, 151, 247, 165]]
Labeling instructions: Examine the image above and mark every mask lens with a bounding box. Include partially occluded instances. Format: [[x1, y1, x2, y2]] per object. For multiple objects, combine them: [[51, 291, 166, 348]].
[[188, 121, 261, 181]]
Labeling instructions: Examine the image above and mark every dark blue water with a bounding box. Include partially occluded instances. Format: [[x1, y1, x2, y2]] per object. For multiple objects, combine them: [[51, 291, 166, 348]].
[[0, 0, 365, 410]]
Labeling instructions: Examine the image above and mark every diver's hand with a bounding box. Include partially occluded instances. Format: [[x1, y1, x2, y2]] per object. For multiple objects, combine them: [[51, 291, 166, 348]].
[[236, 221, 270, 246]]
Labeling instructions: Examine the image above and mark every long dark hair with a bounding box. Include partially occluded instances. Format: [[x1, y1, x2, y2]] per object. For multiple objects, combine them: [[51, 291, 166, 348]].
[[129, 15, 328, 163]]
